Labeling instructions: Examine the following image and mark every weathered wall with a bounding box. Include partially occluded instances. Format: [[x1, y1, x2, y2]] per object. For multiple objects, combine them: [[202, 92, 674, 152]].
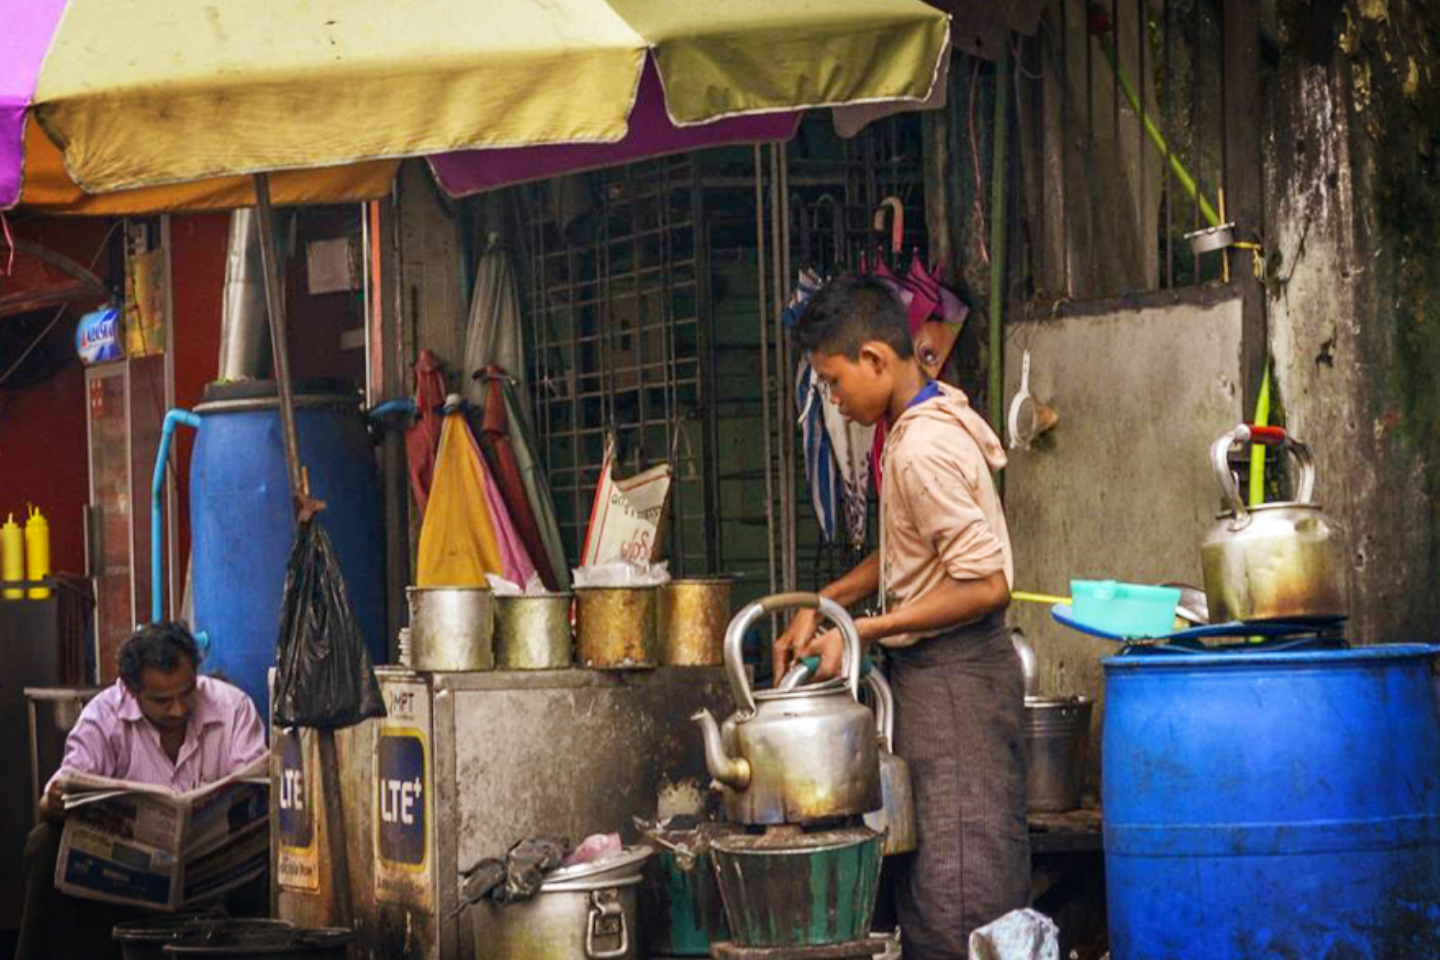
[[1268, 0, 1440, 644], [1005, 294, 1244, 781]]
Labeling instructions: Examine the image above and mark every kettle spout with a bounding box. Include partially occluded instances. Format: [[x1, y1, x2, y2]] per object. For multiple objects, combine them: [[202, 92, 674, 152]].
[[691, 709, 751, 791]]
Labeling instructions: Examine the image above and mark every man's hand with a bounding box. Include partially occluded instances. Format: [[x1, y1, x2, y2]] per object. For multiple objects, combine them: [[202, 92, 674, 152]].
[[39, 781, 66, 824], [773, 609, 819, 681]]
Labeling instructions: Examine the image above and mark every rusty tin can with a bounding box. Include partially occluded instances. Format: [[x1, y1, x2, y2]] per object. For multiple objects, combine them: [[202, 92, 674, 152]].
[[657, 579, 732, 666], [575, 587, 658, 669]]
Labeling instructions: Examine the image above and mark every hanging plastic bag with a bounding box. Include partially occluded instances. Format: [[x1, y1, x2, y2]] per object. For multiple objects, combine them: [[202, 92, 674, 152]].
[[417, 409, 506, 586], [580, 436, 671, 566], [273, 517, 386, 729]]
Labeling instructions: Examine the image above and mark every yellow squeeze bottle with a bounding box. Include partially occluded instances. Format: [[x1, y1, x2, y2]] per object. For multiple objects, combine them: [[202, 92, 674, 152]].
[[2, 514, 23, 600], [26, 507, 50, 599]]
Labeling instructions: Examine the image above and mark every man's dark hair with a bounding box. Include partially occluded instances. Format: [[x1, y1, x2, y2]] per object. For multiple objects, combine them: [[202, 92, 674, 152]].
[[117, 621, 201, 690], [791, 274, 913, 360]]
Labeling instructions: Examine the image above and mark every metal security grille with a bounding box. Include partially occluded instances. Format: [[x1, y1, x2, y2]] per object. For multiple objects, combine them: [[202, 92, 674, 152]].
[[523, 157, 715, 578], [520, 116, 928, 606]]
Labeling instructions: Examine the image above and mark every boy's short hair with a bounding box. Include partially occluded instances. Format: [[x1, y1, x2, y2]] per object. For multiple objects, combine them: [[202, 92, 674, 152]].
[[791, 274, 914, 360], [117, 621, 202, 690]]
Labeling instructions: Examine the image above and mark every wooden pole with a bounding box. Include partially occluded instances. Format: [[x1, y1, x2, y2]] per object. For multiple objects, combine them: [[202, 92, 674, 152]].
[[252, 172, 351, 926]]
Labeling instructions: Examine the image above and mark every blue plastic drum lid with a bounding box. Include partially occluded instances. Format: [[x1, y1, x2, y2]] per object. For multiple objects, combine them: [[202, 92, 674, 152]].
[[1101, 644, 1440, 960], [189, 380, 386, 716]]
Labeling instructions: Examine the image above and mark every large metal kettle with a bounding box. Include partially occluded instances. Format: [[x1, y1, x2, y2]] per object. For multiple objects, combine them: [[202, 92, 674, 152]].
[[692, 593, 881, 825], [1201, 424, 1347, 623]]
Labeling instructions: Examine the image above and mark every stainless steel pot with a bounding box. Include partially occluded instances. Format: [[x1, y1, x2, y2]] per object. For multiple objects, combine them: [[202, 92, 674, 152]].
[[1201, 424, 1347, 623], [657, 579, 732, 666], [862, 670, 916, 855], [470, 846, 650, 960], [575, 587, 658, 669], [1024, 695, 1092, 813], [494, 593, 573, 669], [692, 593, 881, 825], [406, 587, 494, 671]]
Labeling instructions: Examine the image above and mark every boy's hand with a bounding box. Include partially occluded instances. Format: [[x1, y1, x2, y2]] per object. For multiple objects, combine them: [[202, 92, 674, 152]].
[[773, 609, 819, 680], [797, 627, 845, 682], [39, 781, 67, 824]]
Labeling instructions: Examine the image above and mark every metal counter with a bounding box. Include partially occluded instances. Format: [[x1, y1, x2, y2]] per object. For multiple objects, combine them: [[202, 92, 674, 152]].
[[271, 665, 730, 960]]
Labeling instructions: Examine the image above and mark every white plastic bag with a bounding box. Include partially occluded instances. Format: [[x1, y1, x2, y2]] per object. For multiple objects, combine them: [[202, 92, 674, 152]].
[[968, 909, 1060, 960], [571, 561, 671, 589]]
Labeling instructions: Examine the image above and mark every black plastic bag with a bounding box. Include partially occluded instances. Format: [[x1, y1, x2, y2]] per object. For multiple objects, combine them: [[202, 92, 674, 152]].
[[272, 517, 386, 729]]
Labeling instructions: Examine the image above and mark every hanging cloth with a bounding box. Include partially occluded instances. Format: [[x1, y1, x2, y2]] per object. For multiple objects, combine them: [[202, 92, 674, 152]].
[[478, 366, 562, 590], [462, 247, 529, 423], [417, 410, 507, 586], [405, 349, 447, 517], [785, 268, 875, 548]]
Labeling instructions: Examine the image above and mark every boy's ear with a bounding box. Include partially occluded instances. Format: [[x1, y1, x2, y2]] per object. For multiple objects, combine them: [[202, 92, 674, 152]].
[[858, 340, 892, 373]]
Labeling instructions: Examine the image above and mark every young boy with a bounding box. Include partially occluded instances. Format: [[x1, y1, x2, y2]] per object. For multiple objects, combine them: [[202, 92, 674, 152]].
[[774, 275, 1029, 959]]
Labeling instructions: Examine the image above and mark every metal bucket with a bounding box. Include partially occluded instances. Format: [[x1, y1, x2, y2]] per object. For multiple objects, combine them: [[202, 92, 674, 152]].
[[639, 830, 731, 956], [657, 579, 731, 666], [710, 826, 882, 948], [472, 846, 650, 960], [575, 587, 657, 669], [1024, 696, 1092, 813], [494, 594, 573, 670], [407, 587, 494, 671]]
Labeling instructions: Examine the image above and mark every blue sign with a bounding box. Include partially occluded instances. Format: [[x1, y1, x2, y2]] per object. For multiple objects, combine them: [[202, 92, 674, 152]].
[[76, 305, 123, 365], [278, 731, 312, 849], [376, 732, 426, 867]]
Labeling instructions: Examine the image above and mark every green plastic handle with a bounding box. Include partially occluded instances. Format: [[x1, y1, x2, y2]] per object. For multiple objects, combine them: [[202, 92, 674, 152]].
[[799, 654, 874, 677]]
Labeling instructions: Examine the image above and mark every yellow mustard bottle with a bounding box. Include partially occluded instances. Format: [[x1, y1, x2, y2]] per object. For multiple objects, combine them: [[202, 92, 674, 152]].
[[25, 506, 51, 599], [2, 514, 23, 600]]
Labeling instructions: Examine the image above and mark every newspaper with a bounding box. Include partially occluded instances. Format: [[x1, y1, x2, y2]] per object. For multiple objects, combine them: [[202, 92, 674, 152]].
[[53, 757, 269, 911]]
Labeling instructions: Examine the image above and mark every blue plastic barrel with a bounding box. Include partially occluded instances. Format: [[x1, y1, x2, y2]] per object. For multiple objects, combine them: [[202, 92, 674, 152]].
[[1103, 644, 1440, 959], [190, 381, 386, 714]]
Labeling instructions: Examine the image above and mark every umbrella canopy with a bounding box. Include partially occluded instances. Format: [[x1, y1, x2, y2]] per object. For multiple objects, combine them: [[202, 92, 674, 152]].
[[18, 0, 946, 200]]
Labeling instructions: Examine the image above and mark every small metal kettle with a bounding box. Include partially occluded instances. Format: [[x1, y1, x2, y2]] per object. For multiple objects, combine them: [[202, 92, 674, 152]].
[[692, 593, 882, 825], [862, 669, 916, 855], [1200, 424, 1347, 623]]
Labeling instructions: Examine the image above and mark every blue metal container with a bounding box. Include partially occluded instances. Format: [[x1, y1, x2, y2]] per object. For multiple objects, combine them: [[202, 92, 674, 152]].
[[190, 382, 386, 714], [1103, 644, 1440, 960]]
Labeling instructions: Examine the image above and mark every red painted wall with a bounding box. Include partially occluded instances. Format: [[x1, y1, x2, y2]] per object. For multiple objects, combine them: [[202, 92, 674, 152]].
[[0, 217, 115, 574]]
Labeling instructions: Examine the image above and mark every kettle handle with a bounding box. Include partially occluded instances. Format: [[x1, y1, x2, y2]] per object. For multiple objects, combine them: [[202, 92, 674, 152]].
[[724, 592, 863, 717], [1210, 424, 1316, 524], [865, 670, 896, 751]]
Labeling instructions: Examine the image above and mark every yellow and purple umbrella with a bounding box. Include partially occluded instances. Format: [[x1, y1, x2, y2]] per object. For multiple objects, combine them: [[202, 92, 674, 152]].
[[4, 0, 949, 212]]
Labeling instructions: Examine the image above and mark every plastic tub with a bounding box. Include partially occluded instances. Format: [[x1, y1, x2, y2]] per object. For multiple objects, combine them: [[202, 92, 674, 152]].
[[1070, 581, 1180, 639]]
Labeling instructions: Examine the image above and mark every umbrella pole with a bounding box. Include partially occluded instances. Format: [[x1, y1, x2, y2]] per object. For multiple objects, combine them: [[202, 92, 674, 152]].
[[252, 173, 306, 506], [252, 172, 353, 928]]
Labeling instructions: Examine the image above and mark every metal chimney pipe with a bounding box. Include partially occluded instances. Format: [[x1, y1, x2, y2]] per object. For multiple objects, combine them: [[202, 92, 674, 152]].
[[216, 208, 272, 381]]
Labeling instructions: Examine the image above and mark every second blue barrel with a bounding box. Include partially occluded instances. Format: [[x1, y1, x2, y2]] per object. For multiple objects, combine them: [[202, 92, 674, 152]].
[[1103, 644, 1440, 960], [190, 380, 386, 714]]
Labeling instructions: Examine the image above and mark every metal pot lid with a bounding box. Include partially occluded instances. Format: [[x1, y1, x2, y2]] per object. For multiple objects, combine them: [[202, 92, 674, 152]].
[[542, 844, 652, 886], [1024, 695, 1093, 708]]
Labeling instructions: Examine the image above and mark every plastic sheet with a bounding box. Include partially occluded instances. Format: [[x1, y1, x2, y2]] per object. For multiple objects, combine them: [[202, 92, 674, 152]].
[[272, 518, 386, 729]]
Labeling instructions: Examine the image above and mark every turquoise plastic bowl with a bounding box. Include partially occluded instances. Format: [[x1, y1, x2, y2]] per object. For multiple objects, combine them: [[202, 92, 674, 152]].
[[1070, 580, 1181, 639]]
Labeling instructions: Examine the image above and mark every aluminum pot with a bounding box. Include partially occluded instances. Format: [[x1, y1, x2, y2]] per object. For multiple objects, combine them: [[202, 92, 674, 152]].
[[575, 587, 657, 669], [1024, 695, 1092, 813], [494, 593, 573, 669], [407, 586, 494, 671], [657, 579, 732, 666], [115, 917, 294, 960], [1201, 424, 1346, 623], [471, 846, 650, 960]]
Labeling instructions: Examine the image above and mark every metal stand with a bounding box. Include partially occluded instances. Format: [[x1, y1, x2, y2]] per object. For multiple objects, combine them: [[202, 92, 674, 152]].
[[710, 939, 886, 959]]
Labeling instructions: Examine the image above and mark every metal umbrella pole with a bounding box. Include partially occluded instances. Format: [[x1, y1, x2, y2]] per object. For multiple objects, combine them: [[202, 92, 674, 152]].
[[252, 172, 353, 927]]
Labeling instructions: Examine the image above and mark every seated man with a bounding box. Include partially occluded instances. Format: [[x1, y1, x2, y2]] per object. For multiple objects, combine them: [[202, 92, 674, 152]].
[[16, 621, 267, 960]]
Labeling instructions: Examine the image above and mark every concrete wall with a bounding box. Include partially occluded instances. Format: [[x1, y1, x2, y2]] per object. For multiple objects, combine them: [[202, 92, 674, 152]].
[[1266, 0, 1440, 646], [1004, 294, 1244, 779]]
